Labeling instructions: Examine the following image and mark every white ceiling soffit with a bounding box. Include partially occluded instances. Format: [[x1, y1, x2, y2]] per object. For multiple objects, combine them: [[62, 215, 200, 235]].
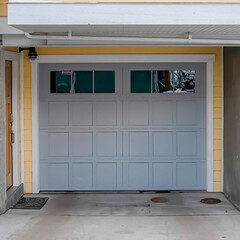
[[7, 2, 240, 46]]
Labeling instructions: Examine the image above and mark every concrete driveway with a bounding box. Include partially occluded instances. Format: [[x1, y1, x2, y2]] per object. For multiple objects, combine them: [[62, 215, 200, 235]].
[[0, 192, 240, 240]]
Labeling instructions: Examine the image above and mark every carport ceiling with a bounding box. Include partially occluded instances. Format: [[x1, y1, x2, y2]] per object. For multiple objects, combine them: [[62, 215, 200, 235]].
[[8, 2, 240, 45]]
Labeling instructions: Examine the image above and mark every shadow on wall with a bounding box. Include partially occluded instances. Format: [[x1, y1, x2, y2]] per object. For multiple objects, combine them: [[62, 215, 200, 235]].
[[224, 47, 240, 211]]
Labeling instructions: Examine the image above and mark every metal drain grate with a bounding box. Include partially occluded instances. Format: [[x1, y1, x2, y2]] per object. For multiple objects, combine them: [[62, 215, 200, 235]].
[[200, 198, 221, 204], [151, 197, 169, 203], [12, 197, 49, 209]]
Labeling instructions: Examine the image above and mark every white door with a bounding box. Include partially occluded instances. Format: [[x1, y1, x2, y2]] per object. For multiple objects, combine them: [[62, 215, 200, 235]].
[[39, 63, 206, 191]]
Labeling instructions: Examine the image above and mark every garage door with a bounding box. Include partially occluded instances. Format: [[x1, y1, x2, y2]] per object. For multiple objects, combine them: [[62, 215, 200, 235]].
[[39, 63, 206, 191]]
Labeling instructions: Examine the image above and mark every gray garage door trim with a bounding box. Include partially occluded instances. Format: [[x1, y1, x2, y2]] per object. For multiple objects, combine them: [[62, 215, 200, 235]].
[[39, 62, 207, 191], [30, 54, 215, 193]]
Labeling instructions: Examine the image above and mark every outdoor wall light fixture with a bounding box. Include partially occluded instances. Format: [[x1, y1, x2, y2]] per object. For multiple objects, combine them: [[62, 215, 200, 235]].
[[19, 47, 38, 61]]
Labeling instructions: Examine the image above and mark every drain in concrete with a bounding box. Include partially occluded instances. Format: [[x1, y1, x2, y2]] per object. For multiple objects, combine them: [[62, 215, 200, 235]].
[[151, 197, 169, 203], [200, 198, 221, 204]]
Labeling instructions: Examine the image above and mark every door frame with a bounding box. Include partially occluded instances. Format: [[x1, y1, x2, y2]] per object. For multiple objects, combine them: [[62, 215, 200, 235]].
[[4, 51, 20, 188], [31, 54, 215, 193]]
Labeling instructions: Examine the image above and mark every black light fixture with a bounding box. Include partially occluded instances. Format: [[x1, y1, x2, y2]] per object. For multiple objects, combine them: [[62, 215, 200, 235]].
[[19, 47, 38, 61], [28, 47, 37, 61]]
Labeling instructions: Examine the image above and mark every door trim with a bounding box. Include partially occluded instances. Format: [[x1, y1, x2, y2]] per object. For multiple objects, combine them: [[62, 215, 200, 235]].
[[31, 54, 215, 193], [4, 51, 20, 188]]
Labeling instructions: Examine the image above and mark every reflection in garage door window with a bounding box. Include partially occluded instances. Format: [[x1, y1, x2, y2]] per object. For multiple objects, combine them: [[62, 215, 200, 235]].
[[152, 71, 173, 93], [51, 71, 71, 93], [170, 70, 195, 93], [131, 70, 195, 93]]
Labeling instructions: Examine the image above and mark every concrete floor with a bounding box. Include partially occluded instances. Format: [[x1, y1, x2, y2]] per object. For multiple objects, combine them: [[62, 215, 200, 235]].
[[1, 192, 240, 240]]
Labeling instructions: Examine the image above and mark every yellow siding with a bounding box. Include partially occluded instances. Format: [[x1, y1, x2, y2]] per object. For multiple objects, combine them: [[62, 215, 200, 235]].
[[0, 1, 7, 17], [22, 46, 222, 193], [24, 183, 32, 193], [23, 51, 32, 193], [4, 47, 18, 53]]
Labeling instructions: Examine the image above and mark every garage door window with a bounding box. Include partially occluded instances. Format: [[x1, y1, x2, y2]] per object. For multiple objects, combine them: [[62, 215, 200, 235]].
[[74, 71, 93, 93], [51, 70, 115, 93], [131, 70, 195, 93], [94, 71, 115, 93], [131, 71, 151, 93], [51, 71, 72, 93]]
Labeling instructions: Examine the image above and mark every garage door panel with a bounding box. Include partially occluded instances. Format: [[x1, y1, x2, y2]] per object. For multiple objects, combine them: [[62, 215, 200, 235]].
[[48, 163, 69, 189], [39, 101, 48, 127], [48, 102, 69, 126], [96, 163, 117, 188], [48, 132, 69, 157], [96, 132, 117, 157], [197, 131, 206, 158], [153, 132, 175, 156], [152, 101, 175, 126], [128, 101, 149, 126], [176, 162, 198, 187], [40, 163, 48, 190], [128, 163, 149, 187], [71, 163, 93, 188], [176, 101, 197, 126], [152, 163, 173, 187], [129, 132, 149, 157], [199, 101, 206, 128], [177, 132, 197, 157], [39, 132, 48, 158], [196, 100, 206, 128], [176, 100, 205, 127], [177, 131, 205, 158], [71, 102, 93, 126], [71, 132, 93, 157], [95, 101, 117, 126], [198, 162, 206, 188]]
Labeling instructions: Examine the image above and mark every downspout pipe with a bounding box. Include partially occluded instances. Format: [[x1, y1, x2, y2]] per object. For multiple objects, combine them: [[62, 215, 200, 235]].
[[25, 32, 240, 45]]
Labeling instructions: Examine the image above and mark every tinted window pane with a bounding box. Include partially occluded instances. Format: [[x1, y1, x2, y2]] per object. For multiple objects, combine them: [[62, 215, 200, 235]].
[[131, 71, 151, 93], [74, 71, 93, 93], [170, 70, 195, 93], [152, 71, 173, 93], [94, 71, 115, 93], [51, 71, 71, 93]]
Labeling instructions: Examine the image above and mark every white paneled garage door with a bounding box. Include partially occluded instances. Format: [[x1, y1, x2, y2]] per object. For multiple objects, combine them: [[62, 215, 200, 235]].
[[39, 63, 206, 191]]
